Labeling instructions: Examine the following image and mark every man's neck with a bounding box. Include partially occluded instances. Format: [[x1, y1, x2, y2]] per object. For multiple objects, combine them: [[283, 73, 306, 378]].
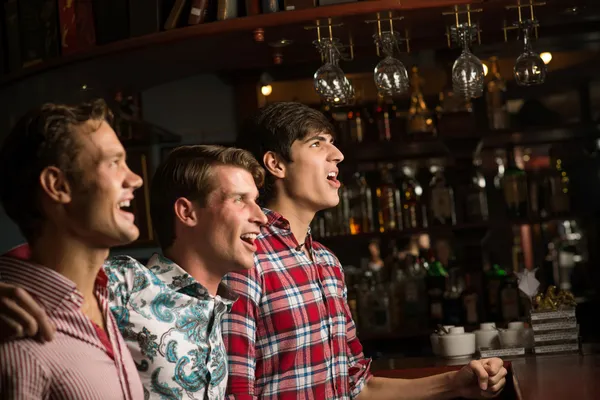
[[30, 233, 108, 301], [266, 197, 315, 249], [164, 245, 222, 296]]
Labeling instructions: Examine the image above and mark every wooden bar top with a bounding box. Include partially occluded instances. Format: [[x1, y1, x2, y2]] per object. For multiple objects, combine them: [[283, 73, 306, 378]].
[[511, 354, 600, 400], [371, 354, 600, 399]]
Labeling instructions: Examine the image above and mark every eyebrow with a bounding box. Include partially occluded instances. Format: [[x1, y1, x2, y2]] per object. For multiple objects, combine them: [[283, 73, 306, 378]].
[[104, 149, 125, 160], [303, 133, 334, 143], [227, 192, 259, 201]]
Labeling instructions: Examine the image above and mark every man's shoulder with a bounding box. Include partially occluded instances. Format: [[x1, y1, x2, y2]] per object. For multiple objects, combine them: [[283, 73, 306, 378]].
[[312, 240, 342, 265], [0, 338, 48, 364]]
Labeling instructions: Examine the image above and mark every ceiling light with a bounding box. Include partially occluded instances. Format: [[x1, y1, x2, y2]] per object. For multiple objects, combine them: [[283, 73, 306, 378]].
[[540, 52, 552, 64]]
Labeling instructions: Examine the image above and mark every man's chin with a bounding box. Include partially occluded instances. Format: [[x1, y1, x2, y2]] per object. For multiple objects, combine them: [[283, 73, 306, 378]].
[[110, 227, 140, 247]]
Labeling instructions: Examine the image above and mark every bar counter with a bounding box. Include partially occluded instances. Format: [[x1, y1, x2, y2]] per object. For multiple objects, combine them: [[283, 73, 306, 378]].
[[371, 354, 599, 399]]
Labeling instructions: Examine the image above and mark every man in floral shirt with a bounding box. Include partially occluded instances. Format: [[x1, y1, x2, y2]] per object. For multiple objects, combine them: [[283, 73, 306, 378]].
[[0, 145, 267, 400], [223, 102, 508, 400]]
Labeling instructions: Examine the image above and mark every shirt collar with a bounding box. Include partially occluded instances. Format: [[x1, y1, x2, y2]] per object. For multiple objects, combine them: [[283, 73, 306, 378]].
[[261, 207, 313, 249], [145, 253, 236, 305]]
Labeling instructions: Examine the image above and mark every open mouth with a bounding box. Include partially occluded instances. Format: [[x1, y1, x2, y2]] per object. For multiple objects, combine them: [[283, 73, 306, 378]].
[[117, 200, 135, 221], [240, 233, 258, 245], [327, 171, 341, 187]]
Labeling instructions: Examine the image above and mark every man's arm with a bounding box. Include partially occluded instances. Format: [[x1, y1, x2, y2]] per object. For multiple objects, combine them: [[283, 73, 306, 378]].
[[338, 266, 507, 400], [356, 359, 507, 400], [340, 273, 373, 397], [221, 269, 262, 400], [0, 343, 49, 399]]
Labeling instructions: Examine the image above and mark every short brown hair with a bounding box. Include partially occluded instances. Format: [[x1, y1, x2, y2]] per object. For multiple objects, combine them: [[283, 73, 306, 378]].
[[237, 102, 335, 203], [0, 99, 113, 243], [150, 144, 265, 250]]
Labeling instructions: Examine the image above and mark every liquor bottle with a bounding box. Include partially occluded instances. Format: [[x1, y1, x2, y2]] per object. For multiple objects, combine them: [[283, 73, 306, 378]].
[[334, 181, 350, 235], [375, 99, 392, 141], [499, 269, 521, 323], [429, 164, 456, 225], [486, 56, 509, 130], [386, 240, 405, 330], [376, 166, 401, 232], [462, 273, 482, 326], [349, 109, 365, 144], [361, 270, 392, 333], [484, 263, 507, 322], [465, 159, 489, 223], [407, 67, 436, 135], [424, 250, 448, 328], [548, 156, 570, 216], [443, 267, 464, 326], [501, 146, 529, 219], [347, 172, 374, 234], [398, 165, 426, 230], [404, 250, 428, 331]]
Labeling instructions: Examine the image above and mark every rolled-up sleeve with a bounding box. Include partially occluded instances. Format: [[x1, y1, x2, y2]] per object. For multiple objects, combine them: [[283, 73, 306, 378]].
[[343, 284, 373, 398]]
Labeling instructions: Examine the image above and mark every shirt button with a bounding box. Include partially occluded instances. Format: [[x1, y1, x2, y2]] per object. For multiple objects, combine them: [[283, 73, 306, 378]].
[[70, 294, 76, 302]]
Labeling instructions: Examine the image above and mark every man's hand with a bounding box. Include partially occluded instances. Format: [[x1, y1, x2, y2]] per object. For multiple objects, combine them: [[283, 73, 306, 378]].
[[0, 282, 55, 342], [452, 358, 507, 399]]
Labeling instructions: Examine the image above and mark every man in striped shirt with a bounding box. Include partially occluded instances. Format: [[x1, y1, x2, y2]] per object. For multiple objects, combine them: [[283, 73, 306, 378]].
[[222, 102, 508, 399], [0, 100, 145, 399], [0, 145, 267, 399]]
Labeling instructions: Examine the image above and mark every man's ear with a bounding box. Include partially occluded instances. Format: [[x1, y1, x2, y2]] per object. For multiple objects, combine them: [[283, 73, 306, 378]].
[[173, 197, 198, 227], [263, 151, 286, 179], [39, 166, 72, 204]]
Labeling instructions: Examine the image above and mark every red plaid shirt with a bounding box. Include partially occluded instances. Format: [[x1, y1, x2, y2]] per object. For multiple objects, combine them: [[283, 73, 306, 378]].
[[222, 209, 372, 400]]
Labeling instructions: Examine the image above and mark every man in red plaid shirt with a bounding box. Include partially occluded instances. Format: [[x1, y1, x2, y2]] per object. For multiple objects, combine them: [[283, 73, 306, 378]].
[[223, 102, 507, 400]]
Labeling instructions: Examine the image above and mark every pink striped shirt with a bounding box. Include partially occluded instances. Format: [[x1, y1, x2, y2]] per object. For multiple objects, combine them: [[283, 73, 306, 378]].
[[0, 256, 144, 400]]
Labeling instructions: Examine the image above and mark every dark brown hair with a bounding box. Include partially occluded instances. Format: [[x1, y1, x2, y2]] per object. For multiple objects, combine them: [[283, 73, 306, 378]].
[[0, 99, 113, 243], [236, 102, 335, 203], [150, 144, 265, 250]]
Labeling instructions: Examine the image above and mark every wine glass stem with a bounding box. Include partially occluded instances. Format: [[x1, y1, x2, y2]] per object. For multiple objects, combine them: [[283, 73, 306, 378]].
[[327, 45, 337, 65], [523, 26, 532, 52]]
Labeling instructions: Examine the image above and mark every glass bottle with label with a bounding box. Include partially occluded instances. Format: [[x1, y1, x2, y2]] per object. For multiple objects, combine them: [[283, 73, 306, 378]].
[[398, 165, 426, 230], [486, 56, 509, 130], [501, 146, 529, 219], [465, 159, 489, 223], [429, 164, 456, 225], [347, 172, 374, 235], [376, 166, 401, 232]]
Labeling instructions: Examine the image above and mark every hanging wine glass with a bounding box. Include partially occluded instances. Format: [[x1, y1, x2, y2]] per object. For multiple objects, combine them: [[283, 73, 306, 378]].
[[451, 24, 484, 99], [313, 38, 353, 105], [513, 22, 546, 86], [373, 31, 409, 96]]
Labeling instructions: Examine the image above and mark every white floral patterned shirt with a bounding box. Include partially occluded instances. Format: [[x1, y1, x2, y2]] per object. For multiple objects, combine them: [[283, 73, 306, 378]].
[[104, 253, 235, 400]]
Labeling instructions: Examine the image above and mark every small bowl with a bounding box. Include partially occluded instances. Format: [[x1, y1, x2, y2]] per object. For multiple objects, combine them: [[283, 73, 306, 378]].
[[506, 321, 534, 350], [438, 326, 476, 359], [430, 325, 455, 356], [499, 328, 522, 348], [474, 322, 500, 350]]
